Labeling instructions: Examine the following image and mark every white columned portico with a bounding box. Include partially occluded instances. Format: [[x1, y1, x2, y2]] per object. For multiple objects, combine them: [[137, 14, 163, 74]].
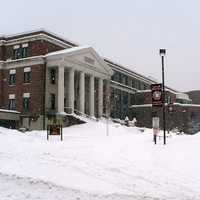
[[79, 71, 85, 114], [68, 68, 74, 113], [89, 75, 94, 117], [98, 78, 103, 118], [57, 65, 65, 113]]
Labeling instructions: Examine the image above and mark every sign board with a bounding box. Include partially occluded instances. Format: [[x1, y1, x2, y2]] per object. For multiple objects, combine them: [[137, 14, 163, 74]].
[[151, 84, 162, 106], [47, 124, 63, 141]]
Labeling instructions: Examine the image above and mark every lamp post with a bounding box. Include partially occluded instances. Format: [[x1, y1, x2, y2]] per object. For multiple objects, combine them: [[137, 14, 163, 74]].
[[159, 49, 166, 145]]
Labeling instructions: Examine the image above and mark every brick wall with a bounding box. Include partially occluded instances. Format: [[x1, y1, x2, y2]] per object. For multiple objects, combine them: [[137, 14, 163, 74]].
[[0, 69, 3, 107], [4, 40, 64, 60], [0, 45, 6, 61], [131, 104, 200, 134], [2, 64, 45, 115], [187, 90, 200, 104]]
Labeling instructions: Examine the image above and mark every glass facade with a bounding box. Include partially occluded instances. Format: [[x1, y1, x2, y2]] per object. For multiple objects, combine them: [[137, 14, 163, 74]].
[[110, 70, 151, 120]]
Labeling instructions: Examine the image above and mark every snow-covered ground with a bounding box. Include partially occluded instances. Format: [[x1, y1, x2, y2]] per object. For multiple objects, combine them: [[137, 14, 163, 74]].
[[0, 119, 200, 200]]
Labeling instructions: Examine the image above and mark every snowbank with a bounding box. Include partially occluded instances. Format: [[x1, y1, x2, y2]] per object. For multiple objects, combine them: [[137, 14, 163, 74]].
[[0, 121, 200, 200]]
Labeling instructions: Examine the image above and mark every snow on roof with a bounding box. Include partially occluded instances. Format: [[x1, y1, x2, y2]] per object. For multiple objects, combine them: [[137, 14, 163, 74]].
[[104, 57, 155, 83], [131, 103, 200, 108], [46, 45, 91, 57], [131, 104, 152, 108], [0, 28, 79, 47], [104, 57, 178, 93], [176, 93, 191, 101], [173, 103, 200, 107], [1, 29, 178, 93], [0, 109, 20, 114]]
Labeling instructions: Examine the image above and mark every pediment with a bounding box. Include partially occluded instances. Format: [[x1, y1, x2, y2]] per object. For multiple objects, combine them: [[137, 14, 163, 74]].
[[46, 46, 113, 76]]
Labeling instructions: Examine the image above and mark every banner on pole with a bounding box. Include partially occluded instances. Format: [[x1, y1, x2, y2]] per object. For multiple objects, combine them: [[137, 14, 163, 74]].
[[151, 84, 162, 107]]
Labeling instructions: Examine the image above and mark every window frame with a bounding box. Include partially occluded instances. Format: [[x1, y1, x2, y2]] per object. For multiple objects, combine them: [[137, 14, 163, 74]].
[[9, 73, 16, 86], [23, 97, 30, 112], [50, 93, 56, 110], [9, 98, 16, 110]]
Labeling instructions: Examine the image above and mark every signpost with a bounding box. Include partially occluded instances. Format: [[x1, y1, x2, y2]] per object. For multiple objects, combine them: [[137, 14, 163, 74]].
[[152, 117, 159, 144], [151, 83, 162, 144]]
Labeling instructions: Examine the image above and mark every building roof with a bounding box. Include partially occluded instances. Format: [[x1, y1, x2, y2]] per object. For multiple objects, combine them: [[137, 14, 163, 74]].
[[0, 29, 78, 47], [1, 29, 178, 93], [46, 45, 91, 57]]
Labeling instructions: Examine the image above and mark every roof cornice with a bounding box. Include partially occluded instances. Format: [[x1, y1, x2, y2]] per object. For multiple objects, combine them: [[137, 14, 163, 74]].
[[0, 29, 78, 48]]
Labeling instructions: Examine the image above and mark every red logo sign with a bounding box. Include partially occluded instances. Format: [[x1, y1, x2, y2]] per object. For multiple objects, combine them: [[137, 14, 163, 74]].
[[151, 84, 162, 106]]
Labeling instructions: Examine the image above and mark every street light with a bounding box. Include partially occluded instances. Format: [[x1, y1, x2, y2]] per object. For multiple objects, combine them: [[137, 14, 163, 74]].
[[159, 49, 166, 145]]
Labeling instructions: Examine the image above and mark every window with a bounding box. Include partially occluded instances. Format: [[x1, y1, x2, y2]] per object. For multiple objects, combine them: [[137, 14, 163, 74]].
[[21, 43, 28, 58], [50, 93, 55, 109], [24, 67, 31, 83], [135, 79, 139, 89], [23, 98, 30, 111], [13, 45, 21, 59], [9, 99, 16, 110], [23, 93, 30, 112], [140, 82, 144, 90], [8, 94, 16, 110], [50, 69, 56, 84], [9, 69, 16, 85], [121, 74, 128, 85], [138, 81, 141, 90], [13, 43, 28, 59], [132, 79, 136, 88]]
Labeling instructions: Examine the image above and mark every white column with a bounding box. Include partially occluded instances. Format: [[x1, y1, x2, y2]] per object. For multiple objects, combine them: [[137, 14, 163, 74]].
[[105, 79, 111, 118], [68, 68, 74, 113], [98, 78, 103, 118], [79, 71, 85, 114], [57, 65, 65, 113], [89, 75, 94, 117]]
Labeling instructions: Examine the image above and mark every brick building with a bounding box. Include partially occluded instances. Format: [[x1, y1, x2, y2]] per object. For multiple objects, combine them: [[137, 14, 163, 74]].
[[0, 29, 199, 133], [132, 90, 200, 134]]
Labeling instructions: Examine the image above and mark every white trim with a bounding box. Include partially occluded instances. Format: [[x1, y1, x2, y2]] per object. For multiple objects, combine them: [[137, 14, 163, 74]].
[[111, 80, 137, 93], [131, 103, 200, 108], [2, 33, 76, 49], [46, 46, 113, 77], [23, 93, 30, 98], [13, 45, 20, 49], [173, 103, 200, 107], [105, 58, 178, 93], [0, 109, 20, 114], [131, 104, 152, 108], [3, 56, 44, 69], [24, 67, 31, 72], [9, 69, 16, 74], [9, 94, 15, 99], [22, 43, 28, 48]]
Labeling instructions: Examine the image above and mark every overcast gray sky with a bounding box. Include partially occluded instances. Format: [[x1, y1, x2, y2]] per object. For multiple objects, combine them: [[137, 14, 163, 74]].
[[1, 0, 200, 92]]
